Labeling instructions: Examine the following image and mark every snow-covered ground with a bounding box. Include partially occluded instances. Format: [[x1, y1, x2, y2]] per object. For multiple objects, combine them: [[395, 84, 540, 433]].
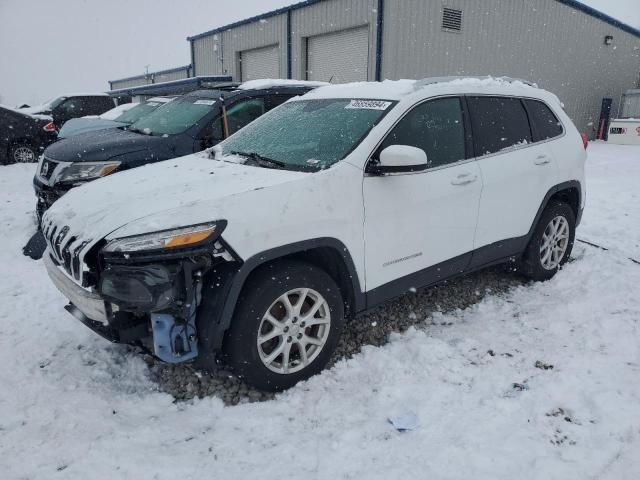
[[1, 143, 639, 479]]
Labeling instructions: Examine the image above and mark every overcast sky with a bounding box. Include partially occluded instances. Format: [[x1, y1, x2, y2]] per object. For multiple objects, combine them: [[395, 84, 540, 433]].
[[0, 0, 638, 106]]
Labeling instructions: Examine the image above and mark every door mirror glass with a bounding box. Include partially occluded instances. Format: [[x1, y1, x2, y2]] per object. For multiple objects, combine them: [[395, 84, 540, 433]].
[[374, 145, 428, 174]]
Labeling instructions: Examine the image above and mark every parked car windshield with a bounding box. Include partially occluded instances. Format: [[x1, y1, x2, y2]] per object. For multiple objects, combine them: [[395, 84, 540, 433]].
[[115, 100, 168, 125], [128, 97, 216, 135], [219, 98, 394, 170]]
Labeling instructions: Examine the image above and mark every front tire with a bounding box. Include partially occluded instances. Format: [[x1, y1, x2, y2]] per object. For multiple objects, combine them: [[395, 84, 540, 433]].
[[520, 201, 575, 281], [223, 260, 344, 391]]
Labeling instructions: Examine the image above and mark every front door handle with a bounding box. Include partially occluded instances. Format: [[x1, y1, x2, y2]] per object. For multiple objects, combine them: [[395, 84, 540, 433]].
[[534, 155, 551, 165], [451, 173, 478, 186]]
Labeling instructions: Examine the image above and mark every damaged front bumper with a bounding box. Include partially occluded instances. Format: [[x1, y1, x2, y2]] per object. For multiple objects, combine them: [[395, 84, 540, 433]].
[[45, 240, 238, 364]]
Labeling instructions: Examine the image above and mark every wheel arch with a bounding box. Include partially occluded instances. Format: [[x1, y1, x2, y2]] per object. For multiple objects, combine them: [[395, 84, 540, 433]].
[[198, 238, 364, 352], [527, 180, 583, 243]]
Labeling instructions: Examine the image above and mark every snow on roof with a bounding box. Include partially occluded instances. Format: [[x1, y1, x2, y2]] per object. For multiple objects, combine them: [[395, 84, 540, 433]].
[[238, 79, 329, 90], [0, 103, 52, 121], [299, 76, 557, 104], [98, 102, 138, 120], [146, 96, 175, 103]]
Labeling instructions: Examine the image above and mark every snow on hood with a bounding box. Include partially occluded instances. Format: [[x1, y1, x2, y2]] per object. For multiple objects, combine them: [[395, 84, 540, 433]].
[[43, 153, 308, 246]]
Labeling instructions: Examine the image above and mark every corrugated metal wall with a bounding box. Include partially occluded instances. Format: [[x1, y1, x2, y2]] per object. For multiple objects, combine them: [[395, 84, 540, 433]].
[[290, 0, 377, 81], [110, 76, 151, 90], [110, 66, 190, 90], [189, 0, 640, 134], [154, 67, 190, 83], [192, 14, 287, 77], [381, 0, 640, 135]]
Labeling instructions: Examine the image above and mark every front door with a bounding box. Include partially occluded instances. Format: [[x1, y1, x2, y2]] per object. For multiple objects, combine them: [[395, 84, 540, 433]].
[[363, 97, 482, 296]]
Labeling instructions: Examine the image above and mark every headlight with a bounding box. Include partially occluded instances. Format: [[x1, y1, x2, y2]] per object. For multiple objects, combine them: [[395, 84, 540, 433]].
[[59, 161, 121, 183], [102, 222, 224, 253]]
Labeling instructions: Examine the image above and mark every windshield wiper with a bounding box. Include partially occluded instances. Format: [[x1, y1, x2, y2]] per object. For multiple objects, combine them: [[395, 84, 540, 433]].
[[230, 151, 286, 169]]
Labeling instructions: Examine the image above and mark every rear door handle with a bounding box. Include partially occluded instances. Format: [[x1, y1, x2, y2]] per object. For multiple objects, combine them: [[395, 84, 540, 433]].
[[534, 155, 551, 165], [451, 173, 478, 186]]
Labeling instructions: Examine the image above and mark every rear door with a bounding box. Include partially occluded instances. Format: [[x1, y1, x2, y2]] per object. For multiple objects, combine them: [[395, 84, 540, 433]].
[[363, 96, 482, 293], [469, 96, 559, 251]]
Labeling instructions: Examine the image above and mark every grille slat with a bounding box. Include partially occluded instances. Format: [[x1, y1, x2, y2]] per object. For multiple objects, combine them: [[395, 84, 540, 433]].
[[44, 222, 91, 286]]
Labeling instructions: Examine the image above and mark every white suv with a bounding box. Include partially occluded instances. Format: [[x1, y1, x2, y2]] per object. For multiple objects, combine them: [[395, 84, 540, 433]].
[[42, 77, 586, 391]]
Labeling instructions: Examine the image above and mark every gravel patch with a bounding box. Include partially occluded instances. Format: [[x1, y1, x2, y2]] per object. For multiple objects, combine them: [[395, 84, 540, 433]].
[[147, 265, 524, 405]]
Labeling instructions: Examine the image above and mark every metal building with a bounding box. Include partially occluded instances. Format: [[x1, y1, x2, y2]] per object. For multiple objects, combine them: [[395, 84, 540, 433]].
[[187, 0, 640, 136], [109, 65, 193, 91]]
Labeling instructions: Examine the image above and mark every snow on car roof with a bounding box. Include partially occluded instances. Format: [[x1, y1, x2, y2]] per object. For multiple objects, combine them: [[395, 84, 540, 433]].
[[0, 103, 52, 121], [147, 96, 174, 103], [299, 76, 559, 105], [238, 79, 329, 90]]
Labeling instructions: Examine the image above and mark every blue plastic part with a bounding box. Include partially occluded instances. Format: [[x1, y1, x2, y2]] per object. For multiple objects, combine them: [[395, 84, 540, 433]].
[[151, 306, 199, 363]]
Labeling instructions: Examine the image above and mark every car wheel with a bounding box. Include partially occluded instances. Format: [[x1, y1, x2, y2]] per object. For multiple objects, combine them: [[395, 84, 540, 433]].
[[223, 260, 344, 391], [10, 143, 38, 164], [520, 201, 575, 281]]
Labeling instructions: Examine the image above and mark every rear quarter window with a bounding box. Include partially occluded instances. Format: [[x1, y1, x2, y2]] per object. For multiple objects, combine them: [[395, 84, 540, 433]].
[[467, 96, 532, 156], [525, 99, 563, 141]]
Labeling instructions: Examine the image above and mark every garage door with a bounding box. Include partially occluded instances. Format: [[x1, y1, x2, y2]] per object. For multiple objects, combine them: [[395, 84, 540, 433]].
[[240, 45, 281, 81], [307, 26, 369, 83]]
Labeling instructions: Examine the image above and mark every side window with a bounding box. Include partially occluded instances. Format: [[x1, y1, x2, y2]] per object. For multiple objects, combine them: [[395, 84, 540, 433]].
[[525, 99, 563, 141], [377, 97, 466, 169], [57, 98, 83, 115], [467, 97, 532, 156], [226, 98, 266, 135], [266, 94, 294, 111], [199, 116, 224, 144]]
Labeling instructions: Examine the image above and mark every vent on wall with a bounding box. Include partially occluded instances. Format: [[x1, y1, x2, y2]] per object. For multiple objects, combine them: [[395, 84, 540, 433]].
[[442, 7, 463, 32]]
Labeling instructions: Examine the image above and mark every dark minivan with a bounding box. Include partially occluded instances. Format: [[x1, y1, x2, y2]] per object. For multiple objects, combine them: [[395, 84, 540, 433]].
[[33, 83, 317, 218]]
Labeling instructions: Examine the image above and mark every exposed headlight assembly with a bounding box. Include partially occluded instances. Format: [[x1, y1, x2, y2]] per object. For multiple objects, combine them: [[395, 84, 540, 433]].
[[59, 161, 121, 183], [103, 222, 225, 253]]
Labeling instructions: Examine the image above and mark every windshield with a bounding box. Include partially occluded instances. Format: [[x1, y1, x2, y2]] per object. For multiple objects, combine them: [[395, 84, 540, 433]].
[[115, 101, 167, 124], [219, 98, 394, 170], [129, 97, 216, 135]]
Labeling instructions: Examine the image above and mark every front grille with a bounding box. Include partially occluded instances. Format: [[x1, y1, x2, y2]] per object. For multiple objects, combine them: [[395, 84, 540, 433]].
[[40, 157, 58, 180], [42, 218, 92, 286]]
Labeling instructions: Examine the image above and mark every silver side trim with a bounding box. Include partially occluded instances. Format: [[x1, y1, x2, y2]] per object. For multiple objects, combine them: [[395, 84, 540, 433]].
[[44, 251, 108, 323]]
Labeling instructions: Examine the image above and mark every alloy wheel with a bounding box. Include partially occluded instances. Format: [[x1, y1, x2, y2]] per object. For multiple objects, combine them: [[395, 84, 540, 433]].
[[257, 288, 331, 374], [539, 215, 570, 270], [13, 146, 36, 163]]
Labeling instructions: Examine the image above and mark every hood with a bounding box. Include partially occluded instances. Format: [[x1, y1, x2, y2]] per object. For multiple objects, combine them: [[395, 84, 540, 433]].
[[58, 118, 123, 139], [44, 127, 169, 162], [43, 153, 308, 248]]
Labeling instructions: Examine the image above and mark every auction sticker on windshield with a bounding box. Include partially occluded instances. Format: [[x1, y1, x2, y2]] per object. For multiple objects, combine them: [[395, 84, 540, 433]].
[[194, 99, 216, 106], [345, 100, 392, 110]]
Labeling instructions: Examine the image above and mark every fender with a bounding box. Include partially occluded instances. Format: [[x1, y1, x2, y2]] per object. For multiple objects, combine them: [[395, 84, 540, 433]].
[[198, 237, 364, 350]]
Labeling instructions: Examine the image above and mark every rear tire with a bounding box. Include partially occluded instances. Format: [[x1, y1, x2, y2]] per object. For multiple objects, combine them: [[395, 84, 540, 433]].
[[520, 201, 575, 281], [222, 260, 344, 391], [9, 142, 38, 164]]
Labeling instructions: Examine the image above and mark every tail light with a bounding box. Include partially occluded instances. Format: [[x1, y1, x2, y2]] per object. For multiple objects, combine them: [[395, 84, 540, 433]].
[[581, 133, 589, 150], [43, 122, 56, 133]]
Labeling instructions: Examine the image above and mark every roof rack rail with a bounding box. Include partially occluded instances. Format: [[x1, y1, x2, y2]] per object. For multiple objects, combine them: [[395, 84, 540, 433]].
[[413, 76, 537, 89]]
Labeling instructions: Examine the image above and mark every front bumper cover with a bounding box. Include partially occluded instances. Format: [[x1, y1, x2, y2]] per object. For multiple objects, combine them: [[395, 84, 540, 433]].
[[44, 251, 110, 323]]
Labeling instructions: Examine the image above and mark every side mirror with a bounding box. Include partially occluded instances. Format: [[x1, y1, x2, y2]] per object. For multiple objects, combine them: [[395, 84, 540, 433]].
[[370, 145, 428, 175]]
